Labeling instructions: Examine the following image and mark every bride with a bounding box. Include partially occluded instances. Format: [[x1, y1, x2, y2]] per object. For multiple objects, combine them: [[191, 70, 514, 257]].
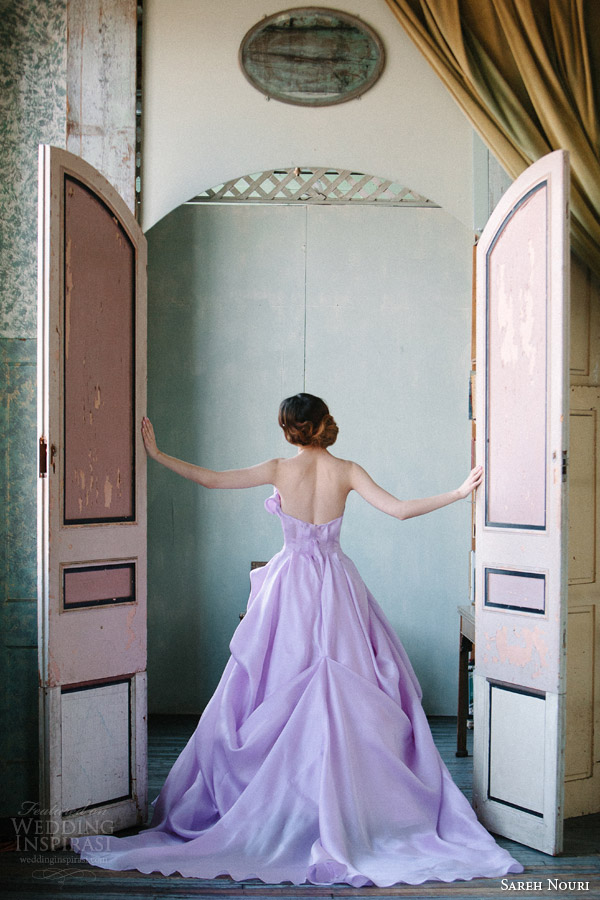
[[73, 392, 523, 887]]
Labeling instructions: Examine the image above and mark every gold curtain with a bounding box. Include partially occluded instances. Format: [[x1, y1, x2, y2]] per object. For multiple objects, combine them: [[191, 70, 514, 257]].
[[384, 0, 600, 276]]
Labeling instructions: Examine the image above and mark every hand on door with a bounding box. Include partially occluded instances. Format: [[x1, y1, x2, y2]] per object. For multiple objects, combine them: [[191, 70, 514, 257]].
[[457, 465, 483, 500], [141, 417, 159, 460]]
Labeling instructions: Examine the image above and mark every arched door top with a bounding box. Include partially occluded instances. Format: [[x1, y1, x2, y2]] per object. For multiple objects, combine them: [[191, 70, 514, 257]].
[[187, 168, 440, 207]]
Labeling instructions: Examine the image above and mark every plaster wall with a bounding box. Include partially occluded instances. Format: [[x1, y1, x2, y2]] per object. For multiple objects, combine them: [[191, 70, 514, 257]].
[[147, 202, 472, 716], [0, 0, 137, 817], [142, 0, 474, 230]]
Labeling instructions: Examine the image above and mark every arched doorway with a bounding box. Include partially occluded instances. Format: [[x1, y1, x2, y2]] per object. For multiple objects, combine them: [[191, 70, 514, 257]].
[[145, 167, 473, 718]]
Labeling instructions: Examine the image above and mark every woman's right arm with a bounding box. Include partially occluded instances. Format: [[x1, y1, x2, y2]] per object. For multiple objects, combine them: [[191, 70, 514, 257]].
[[349, 461, 482, 520], [141, 417, 279, 489]]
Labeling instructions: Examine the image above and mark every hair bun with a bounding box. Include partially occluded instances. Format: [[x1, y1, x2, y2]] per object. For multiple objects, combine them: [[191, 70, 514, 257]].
[[313, 413, 338, 448], [278, 394, 339, 448]]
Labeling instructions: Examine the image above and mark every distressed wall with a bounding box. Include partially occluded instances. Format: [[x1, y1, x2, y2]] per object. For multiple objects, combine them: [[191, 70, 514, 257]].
[[147, 202, 473, 716], [0, 0, 67, 817], [66, 0, 137, 214], [0, 0, 137, 818], [0, 0, 67, 340]]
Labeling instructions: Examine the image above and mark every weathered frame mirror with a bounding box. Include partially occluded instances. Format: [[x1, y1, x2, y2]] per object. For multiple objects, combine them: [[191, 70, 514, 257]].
[[239, 7, 385, 107]]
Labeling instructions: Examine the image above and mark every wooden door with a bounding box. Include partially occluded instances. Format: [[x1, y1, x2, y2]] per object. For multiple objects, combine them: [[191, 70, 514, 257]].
[[473, 150, 569, 854], [566, 388, 600, 815], [37, 145, 147, 846], [565, 254, 600, 817]]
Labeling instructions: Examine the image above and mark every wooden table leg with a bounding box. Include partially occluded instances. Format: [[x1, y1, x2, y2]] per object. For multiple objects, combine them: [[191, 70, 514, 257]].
[[456, 631, 472, 757]]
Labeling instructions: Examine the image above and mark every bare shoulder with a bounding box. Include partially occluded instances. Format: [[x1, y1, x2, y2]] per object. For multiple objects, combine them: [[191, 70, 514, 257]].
[[251, 456, 283, 472], [325, 452, 351, 464], [344, 460, 381, 493], [342, 458, 368, 479], [275, 455, 296, 471], [265, 456, 284, 478], [276, 451, 353, 485], [324, 453, 355, 486]]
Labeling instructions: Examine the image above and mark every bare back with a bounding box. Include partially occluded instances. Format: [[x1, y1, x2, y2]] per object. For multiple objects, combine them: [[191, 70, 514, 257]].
[[274, 449, 352, 525], [141, 416, 477, 525]]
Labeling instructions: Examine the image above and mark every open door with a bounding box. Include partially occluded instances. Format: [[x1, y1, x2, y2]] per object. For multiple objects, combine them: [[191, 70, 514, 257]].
[[473, 150, 569, 854], [37, 146, 147, 846]]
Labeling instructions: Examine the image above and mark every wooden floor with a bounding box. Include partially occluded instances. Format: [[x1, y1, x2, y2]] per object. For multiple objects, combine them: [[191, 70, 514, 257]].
[[1, 716, 598, 899]]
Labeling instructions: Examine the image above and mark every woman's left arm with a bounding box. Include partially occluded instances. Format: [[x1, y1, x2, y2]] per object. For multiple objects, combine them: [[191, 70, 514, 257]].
[[349, 462, 483, 520], [141, 417, 279, 489]]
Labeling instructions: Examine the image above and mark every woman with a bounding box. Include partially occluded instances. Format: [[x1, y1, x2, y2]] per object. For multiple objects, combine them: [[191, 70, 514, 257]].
[[74, 393, 523, 886]]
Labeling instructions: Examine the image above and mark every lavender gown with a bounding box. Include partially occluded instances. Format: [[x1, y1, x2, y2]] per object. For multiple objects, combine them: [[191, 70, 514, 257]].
[[73, 491, 523, 886]]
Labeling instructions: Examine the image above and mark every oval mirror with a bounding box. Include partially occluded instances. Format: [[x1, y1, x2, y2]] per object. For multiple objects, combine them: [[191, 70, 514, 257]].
[[239, 7, 385, 107]]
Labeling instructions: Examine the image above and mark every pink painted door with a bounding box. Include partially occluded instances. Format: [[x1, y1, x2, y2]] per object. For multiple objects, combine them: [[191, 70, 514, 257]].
[[37, 145, 147, 846], [473, 150, 569, 854]]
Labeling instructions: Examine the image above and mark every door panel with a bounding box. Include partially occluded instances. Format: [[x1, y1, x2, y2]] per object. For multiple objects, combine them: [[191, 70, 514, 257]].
[[61, 681, 131, 812], [565, 387, 600, 816], [64, 176, 136, 524], [485, 184, 548, 530], [38, 145, 147, 846], [488, 684, 545, 814], [473, 150, 569, 855]]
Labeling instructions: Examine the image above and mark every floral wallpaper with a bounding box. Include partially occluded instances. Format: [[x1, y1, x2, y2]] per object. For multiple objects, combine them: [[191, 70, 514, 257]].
[[0, 0, 67, 339]]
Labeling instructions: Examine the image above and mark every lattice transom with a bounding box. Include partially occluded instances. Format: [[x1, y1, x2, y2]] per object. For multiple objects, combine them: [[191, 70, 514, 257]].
[[187, 169, 439, 206]]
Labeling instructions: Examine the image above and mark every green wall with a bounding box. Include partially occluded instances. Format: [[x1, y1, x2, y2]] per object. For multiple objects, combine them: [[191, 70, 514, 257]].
[[146, 201, 473, 716], [146, 204, 306, 712]]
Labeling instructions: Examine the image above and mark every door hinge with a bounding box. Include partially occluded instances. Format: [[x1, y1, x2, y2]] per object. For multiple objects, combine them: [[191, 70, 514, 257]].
[[39, 436, 48, 478], [562, 450, 568, 483]]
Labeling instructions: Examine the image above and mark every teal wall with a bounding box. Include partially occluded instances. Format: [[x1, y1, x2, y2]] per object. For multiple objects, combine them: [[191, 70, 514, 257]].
[[0, 0, 66, 815], [146, 202, 473, 716], [146, 205, 306, 712]]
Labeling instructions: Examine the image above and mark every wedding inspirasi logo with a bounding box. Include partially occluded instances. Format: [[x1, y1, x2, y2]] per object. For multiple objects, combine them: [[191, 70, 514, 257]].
[[11, 801, 113, 852]]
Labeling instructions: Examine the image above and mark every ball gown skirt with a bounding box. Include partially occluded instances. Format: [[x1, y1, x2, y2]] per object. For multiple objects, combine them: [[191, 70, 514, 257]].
[[72, 491, 523, 886]]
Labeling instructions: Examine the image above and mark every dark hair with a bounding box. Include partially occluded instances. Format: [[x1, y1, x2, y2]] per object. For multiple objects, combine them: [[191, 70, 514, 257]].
[[278, 393, 339, 448]]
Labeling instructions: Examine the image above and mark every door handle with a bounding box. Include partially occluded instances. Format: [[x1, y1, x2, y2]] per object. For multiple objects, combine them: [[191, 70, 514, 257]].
[[39, 437, 47, 478]]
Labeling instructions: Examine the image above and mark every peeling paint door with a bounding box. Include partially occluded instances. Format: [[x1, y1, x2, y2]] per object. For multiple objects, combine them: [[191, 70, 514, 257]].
[[37, 146, 147, 846], [473, 150, 569, 854]]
